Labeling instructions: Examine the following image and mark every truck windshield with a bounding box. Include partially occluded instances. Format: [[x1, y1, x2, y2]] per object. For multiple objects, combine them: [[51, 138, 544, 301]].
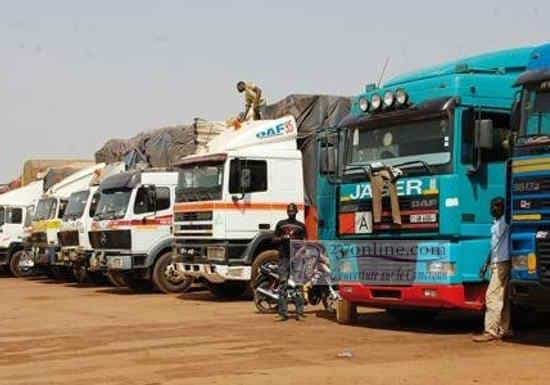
[[63, 190, 90, 220], [95, 188, 131, 220], [34, 198, 57, 221], [520, 87, 550, 137], [176, 162, 224, 202], [346, 117, 451, 171]]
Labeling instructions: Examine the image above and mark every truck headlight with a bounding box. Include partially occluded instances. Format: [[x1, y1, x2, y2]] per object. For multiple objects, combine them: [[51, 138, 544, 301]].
[[358, 97, 369, 112], [512, 253, 536, 272], [427, 261, 456, 276], [512, 255, 528, 270], [207, 246, 226, 262]]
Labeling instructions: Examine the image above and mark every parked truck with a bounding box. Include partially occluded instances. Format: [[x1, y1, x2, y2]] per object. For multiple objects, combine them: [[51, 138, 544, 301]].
[[509, 43, 550, 311], [171, 116, 327, 298], [56, 163, 125, 283], [30, 164, 106, 279], [332, 47, 535, 323], [0, 180, 43, 276], [88, 169, 191, 293]]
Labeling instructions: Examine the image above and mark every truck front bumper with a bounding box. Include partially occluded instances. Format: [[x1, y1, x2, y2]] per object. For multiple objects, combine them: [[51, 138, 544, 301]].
[[175, 262, 251, 284], [89, 251, 147, 272], [339, 282, 486, 311], [510, 280, 550, 311]]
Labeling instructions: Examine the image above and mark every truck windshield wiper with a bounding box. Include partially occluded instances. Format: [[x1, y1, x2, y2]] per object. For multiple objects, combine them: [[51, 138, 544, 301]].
[[393, 160, 433, 175]]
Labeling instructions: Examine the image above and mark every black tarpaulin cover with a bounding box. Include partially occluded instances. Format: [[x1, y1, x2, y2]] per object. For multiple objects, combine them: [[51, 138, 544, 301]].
[[261, 95, 350, 205]]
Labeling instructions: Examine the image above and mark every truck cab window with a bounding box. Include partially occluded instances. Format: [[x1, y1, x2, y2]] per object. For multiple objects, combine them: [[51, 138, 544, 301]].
[[134, 186, 170, 214], [229, 159, 268, 194], [7, 208, 23, 224], [156, 187, 171, 211]]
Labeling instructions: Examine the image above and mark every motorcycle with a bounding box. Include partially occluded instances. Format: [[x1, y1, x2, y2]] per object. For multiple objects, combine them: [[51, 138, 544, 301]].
[[253, 254, 340, 314]]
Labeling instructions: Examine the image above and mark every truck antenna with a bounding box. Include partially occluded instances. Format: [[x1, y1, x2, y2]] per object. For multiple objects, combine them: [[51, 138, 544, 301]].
[[377, 57, 390, 87]]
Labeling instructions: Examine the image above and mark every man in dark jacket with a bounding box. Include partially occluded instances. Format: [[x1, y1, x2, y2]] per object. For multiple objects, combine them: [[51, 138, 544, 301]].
[[275, 203, 307, 321]]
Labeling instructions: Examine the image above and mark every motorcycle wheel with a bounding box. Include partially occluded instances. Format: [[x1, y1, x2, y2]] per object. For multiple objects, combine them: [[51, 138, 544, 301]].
[[254, 279, 279, 314]]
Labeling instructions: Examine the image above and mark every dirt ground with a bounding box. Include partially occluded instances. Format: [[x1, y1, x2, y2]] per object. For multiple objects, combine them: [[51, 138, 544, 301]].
[[1, 272, 550, 385]]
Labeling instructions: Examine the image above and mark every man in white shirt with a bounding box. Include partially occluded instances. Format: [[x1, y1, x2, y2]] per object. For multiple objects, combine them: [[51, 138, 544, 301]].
[[473, 197, 512, 342]]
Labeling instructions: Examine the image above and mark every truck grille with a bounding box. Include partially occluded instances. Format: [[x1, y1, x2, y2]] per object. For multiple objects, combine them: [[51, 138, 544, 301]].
[[537, 238, 550, 285], [174, 210, 214, 237], [58, 230, 79, 247], [89, 230, 131, 250]]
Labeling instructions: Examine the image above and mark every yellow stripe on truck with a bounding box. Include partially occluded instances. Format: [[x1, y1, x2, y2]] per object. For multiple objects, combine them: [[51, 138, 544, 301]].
[[512, 157, 550, 173], [512, 214, 542, 221]]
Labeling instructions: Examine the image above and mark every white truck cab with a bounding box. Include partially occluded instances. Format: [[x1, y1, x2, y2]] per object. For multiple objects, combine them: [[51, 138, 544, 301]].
[[172, 116, 305, 298], [0, 181, 43, 276], [30, 164, 106, 278], [57, 163, 125, 283], [88, 169, 191, 293]]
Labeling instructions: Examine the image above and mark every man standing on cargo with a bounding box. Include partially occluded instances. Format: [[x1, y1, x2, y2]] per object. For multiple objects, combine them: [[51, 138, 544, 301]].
[[236, 81, 265, 121], [473, 197, 512, 342], [275, 203, 307, 321]]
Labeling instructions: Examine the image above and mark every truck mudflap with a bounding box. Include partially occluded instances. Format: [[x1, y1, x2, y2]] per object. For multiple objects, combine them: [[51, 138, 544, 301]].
[[175, 262, 251, 284], [510, 280, 550, 311], [339, 282, 486, 311]]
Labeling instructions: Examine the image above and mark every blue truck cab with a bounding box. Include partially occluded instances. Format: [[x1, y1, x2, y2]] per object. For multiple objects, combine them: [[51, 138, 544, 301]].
[[328, 47, 535, 322], [509, 43, 550, 311]]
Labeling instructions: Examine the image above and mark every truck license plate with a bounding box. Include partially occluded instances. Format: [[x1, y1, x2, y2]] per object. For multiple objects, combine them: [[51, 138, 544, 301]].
[[110, 257, 124, 269]]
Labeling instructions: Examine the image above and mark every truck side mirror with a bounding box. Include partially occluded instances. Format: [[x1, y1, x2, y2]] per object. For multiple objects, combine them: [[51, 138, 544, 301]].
[[145, 185, 157, 213], [475, 119, 494, 149], [468, 119, 494, 176], [510, 97, 521, 134], [320, 145, 336, 175], [241, 168, 252, 192]]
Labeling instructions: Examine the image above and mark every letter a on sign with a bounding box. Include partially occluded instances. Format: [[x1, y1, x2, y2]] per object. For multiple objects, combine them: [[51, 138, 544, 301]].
[[355, 211, 373, 234]]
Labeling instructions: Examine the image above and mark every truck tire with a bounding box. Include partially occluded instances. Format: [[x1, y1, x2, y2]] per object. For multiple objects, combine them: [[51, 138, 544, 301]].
[[107, 271, 128, 288], [207, 282, 249, 299], [251, 249, 279, 289], [336, 299, 357, 324], [152, 251, 193, 294], [9, 250, 34, 278]]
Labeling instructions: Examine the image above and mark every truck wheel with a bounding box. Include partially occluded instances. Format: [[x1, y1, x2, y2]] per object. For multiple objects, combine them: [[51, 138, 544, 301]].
[[107, 271, 128, 287], [153, 252, 193, 294], [386, 309, 439, 324], [9, 251, 34, 278], [336, 299, 357, 324], [251, 249, 279, 289], [207, 282, 248, 299]]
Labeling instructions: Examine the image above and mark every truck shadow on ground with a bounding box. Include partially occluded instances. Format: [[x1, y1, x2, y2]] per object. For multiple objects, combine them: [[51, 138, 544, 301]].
[[316, 309, 550, 346], [178, 289, 251, 303], [317, 309, 485, 335]]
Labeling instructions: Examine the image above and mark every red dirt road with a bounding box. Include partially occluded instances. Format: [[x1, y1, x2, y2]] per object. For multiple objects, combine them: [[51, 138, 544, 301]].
[[1, 274, 549, 385]]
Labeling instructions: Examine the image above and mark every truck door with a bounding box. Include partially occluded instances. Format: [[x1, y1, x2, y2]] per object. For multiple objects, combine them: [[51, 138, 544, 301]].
[[226, 158, 273, 238], [131, 185, 173, 254]]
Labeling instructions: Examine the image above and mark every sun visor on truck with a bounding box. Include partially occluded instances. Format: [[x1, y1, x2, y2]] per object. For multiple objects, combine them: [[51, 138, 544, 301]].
[[99, 171, 141, 192], [337, 96, 457, 130], [514, 69, 550, 87]]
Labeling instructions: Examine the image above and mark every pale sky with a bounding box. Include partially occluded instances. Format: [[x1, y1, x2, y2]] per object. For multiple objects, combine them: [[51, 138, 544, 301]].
[[1, 0, 549, 182]]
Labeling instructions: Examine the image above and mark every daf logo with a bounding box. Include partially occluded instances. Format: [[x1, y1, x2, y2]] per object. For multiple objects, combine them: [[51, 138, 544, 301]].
[[100, 233, 108, 246]]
